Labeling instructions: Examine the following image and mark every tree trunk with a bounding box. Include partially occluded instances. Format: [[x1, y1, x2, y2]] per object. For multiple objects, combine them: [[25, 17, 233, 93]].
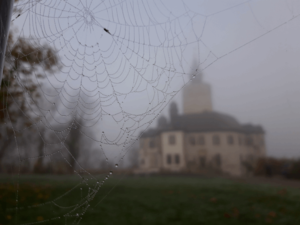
[[0, 0, 14, 84]]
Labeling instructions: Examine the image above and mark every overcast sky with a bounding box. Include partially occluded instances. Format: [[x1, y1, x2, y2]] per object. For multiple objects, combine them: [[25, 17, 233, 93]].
[[11, 0, 300, 160], [157, 0, 300, 158], [203, 0, 300, 158]]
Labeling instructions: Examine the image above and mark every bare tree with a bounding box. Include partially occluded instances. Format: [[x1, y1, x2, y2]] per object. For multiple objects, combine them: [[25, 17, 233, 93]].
[[0, 31, 59, 172]]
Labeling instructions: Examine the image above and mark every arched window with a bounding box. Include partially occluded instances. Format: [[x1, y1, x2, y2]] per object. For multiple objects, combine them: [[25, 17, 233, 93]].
[[215, 154, 222, 167], [167, 154, 172, 164], [149, 138, 156, 148], [198, 135, 205, 145], [246, 136, 253, 146], [189, 136, 196, 145], [175, 154, 180, 164], [239, 136, 243, 146], [227, 135, 234, 145], [199, 157, 206, 168], [213, 135, 220, 145]]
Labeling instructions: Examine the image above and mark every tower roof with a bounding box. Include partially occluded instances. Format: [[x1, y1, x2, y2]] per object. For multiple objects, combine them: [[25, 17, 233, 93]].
[[188, 58, 203, 83]]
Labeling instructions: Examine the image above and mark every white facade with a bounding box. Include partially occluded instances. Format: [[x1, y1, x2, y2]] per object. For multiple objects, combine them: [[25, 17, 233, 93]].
[[138, 76, 266, 176], [138, 131, 266, 176]]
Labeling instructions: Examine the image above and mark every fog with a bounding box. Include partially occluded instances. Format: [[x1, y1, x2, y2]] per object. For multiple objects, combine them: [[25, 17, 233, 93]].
[[155, 0, 300, 159], [7, 0, 300, 170], [3, 1, 300, 224]]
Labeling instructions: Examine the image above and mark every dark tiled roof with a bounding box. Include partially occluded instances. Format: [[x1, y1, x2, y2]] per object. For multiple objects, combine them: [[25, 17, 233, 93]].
[[173, 111, 241, 132], [140, 128, 160, 137], [241, 124, 264, 134], [141, 111, 264, 137]]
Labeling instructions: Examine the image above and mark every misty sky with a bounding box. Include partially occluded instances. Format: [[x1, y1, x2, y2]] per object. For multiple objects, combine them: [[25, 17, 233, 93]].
[[10, 0, 300, 160], [204, 0, 300, 158], [157, 0, 300, 158]]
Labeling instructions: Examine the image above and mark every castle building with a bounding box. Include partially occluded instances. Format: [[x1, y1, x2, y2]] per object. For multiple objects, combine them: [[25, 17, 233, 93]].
[[138, 72, 266, 176]]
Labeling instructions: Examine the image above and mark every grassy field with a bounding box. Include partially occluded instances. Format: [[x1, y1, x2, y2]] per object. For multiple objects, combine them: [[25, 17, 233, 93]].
[[1, 175, 300, 225]]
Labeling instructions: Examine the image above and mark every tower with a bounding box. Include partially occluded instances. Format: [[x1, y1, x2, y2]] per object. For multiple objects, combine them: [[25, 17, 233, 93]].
[[183, 69, 213, 114]]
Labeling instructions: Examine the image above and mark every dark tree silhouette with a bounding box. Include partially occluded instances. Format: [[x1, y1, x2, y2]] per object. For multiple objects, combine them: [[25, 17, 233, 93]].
[[65, 121, 82, 171], [0, 31, 60, 167]]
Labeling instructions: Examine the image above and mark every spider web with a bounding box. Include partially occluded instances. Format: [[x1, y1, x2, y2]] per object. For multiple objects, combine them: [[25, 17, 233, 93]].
[[2, 0, 300, 224]]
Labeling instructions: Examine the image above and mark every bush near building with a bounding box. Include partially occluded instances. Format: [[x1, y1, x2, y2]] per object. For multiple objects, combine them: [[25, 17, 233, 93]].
[[254, 157, 300, 179]]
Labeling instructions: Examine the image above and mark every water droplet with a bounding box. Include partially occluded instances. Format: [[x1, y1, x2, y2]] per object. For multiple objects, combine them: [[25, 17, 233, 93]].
[[76, 213, 79, 217], [109, 171, 113, 175], [115, 164, 118, 168]]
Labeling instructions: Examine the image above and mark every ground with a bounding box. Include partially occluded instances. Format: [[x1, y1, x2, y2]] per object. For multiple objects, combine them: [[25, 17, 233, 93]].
[[1, 174, 300, 225]]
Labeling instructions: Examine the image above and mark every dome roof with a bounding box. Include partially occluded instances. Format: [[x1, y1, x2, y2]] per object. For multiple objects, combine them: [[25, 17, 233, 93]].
[[173, 111, 242, 132], [141, 111, 264, 138]]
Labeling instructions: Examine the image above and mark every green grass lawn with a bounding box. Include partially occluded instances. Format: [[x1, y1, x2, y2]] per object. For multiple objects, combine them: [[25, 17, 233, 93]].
[[1, 175, 300, 225]]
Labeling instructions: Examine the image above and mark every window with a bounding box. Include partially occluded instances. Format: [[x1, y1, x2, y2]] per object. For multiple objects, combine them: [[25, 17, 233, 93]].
[[169, 135, 176, 145], [175, 154, 180, 164], [212, 135, 220, 145], [167, 154, 172, 164], [215, 154, 222, 167], [246, 137, 253, 146], [199, 157, 206, 168], [239, 136, 242, 146], [189, 136, 196, 145], [227, 135, 234, 145], [149, 138, 156, 148], [198, 135, 205, 145]]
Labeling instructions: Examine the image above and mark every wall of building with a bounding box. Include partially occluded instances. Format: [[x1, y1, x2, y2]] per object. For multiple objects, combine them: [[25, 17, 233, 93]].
[[191, 131, 242, 176], [138, 137, 161, 173], [183, 132, 207, 171], [161, 131, 186, 172], [183, 131, 265, 176], [138, 131, 266, 176]]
